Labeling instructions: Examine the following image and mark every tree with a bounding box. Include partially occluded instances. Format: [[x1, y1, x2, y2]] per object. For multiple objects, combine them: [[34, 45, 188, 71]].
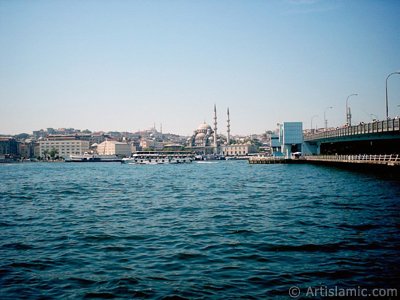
[[14, 133, 30, 140], [49, 148, 59, 160], [43, 149, 49, 161]]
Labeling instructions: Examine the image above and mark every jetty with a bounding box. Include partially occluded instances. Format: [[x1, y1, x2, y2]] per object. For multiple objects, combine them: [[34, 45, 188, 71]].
[[248, 157, 306, 164], [249, 154, 400, 176], [304, 154, 400, 167]]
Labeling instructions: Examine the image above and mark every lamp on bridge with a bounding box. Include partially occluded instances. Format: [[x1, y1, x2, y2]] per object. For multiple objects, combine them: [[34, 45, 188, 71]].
[[346, 93, 358, 126], [311, 115, 318, 134], [385, 71, 400, 120], [324, 106, 333, 130]]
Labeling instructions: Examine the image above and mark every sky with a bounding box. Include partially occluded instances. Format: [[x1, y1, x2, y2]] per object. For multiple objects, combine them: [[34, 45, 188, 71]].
[[0, 0, 400, 136]]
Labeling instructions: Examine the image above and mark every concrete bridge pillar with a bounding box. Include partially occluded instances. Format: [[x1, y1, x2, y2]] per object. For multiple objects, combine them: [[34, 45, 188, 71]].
[[303, 141, 320, 155]]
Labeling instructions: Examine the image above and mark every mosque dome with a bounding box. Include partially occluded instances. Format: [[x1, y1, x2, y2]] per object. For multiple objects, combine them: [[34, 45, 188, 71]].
[[186, 106, 221, 151], [197, 123, 212, 132], [195, 132, 206, 140]]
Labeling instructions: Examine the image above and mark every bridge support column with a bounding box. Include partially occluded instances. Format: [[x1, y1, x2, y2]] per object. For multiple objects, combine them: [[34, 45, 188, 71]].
[[303, 141, 320, 155]]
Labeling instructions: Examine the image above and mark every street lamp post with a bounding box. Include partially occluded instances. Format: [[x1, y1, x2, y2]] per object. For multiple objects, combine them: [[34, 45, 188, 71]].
[[324, 106, 333, 130], [385, 71, 400, 120], [311, 115, 318, 133], [346, 93, 358, 126]]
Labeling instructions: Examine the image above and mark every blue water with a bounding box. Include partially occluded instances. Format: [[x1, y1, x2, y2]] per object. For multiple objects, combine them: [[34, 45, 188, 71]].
[[1, 161, 399, 299]]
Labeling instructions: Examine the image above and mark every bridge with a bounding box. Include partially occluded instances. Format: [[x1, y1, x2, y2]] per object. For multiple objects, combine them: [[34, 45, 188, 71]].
[[303, 118, 400, 155]]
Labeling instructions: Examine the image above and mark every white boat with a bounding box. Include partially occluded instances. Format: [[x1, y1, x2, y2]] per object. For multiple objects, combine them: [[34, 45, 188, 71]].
[[122, 152, 194, 165], [65, 153, 122, 162]]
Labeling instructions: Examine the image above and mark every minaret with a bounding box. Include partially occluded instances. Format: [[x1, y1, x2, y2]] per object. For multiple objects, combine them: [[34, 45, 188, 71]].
[[227, 107, 231, 145], [213, 104, 218, 153]]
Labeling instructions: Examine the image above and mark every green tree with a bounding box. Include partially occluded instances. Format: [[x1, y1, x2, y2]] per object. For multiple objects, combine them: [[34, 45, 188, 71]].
[[43, 149, 49, 161], [14, 133, 30, 140], [49, 148, 59, 160]]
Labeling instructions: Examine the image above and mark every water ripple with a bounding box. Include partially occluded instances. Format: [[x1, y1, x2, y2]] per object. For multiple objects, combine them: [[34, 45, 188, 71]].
[[1, 162, 400, 298]]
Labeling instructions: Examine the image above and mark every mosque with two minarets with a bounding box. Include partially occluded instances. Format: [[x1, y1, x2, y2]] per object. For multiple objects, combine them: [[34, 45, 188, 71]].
[[188, 122, 215, 148], [186, 105, 254, 156], [187, 105, 228, 155]]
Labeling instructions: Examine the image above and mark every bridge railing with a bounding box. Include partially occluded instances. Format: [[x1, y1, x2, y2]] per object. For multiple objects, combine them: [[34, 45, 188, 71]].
[[248, 156, 286, 162], [304, 118, 400, 141], [305, 154, 400, 163]]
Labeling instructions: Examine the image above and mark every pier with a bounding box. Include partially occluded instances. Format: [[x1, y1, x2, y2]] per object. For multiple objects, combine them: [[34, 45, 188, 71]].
[[304, 154, 400, 167], [249, 154, 400, 166], [249, 155, 400, 176], [248, 157, 306, 164], [304, 154, 400, 176]]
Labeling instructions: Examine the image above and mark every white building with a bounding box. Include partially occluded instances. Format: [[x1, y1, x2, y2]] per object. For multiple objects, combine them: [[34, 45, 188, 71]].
[[96, 140, 132, 157], [221, 143, 256, 156], [39, 136, 90, 158]]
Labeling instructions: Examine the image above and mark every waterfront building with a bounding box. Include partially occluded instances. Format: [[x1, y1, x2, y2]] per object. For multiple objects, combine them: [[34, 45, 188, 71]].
[[270, 133, 283, 156], [221, 143, 256, 156], [18, 139, 35, 159], [19, 142, 30, 159], [0, 137, 19, 157], [39, 135, 90, 159], [33, 143, 40, 158], [96, 140, 132, 157], [278, 122, 303, 158]]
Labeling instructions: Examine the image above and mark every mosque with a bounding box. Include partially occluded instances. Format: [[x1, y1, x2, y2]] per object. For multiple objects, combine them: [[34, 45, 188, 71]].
[[186, 105, 231, 154]]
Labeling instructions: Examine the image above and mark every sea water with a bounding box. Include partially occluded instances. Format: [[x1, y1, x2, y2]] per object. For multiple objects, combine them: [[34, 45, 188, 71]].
[[1, 161, 399, 298]]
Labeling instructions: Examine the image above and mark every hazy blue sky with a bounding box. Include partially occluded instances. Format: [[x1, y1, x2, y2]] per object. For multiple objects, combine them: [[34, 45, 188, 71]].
[[1, 0, 399, 135]]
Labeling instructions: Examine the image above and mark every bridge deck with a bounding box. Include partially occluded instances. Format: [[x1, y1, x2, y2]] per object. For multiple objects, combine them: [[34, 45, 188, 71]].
[[304, 119, 400, 142]]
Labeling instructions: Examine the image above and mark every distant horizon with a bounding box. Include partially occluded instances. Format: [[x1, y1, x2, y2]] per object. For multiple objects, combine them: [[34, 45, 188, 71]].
[[1, 1, 399, 136]]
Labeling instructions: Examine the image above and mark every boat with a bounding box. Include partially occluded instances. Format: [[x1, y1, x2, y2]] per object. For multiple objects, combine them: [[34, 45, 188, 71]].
[[195, 154, 226, 161], [121, 151, 194, 165], [65, 153, 122, 162]]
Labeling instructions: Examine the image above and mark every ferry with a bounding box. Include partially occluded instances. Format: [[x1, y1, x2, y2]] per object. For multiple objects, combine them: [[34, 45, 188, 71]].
[[121, 151, 194, 165], [65, 153, 122, 162]]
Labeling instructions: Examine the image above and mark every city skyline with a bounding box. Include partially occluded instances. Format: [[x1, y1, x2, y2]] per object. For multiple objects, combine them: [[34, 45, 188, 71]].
[[1, 0, 400, 136]]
